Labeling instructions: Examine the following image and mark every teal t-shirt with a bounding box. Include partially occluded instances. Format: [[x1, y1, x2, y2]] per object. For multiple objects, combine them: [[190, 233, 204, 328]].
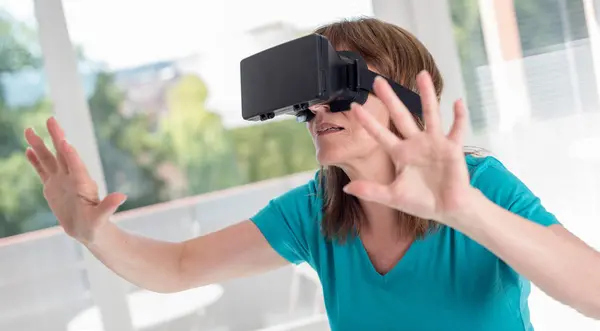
[[250, 155, 560, 331]]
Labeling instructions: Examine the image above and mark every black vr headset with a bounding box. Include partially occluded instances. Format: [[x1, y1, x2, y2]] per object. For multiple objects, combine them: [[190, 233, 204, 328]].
[[240, 33, 422, 123]]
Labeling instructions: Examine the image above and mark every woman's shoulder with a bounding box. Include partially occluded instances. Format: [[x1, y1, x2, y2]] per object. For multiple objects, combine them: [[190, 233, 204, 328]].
[[463, 151, 559, 226], [249, 171, 323, 265], [256, 170, 323, 221], [464, 151, 509, 184], [463, 152, 525, 203]]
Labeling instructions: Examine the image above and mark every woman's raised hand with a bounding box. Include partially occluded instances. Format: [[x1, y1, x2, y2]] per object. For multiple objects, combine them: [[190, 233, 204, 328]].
[[24, 118, 126, 243], [343, 71, 474, 225]]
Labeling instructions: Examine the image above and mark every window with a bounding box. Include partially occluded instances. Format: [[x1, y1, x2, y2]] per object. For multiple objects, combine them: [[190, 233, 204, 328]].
[[62, 0, 374, 213], [451, 0, 598, 133], [449, 1, 600, 330], [0, 2, 96, 331], [2, 0, 598, 330], [0, 1, 53, 237]]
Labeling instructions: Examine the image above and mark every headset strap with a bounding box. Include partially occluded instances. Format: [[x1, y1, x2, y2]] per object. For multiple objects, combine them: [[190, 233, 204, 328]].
[[358, 69, 423, 118]]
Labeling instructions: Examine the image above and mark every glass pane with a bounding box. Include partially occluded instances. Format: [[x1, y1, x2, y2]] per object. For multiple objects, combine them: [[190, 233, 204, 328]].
[[61, 0, 372, 330], [0, 1, 94, 331], [63, 0, 373, 212], [0, 2, 52, 238], [450, 0, 600, 330]]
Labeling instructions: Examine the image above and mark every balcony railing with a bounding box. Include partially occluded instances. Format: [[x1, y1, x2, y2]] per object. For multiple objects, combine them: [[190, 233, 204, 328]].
[[0, 171, 330, 331]]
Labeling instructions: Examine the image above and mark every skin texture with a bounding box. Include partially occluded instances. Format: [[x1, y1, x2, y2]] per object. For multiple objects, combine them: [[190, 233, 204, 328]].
[[24, 71, 600, 318]]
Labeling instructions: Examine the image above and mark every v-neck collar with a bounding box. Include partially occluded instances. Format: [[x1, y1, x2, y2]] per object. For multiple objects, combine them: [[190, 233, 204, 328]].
[[354, 231, 435, 285]]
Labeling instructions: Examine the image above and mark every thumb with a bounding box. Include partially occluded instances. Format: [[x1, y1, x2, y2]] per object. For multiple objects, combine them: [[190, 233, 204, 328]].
[[343, 181, 393, 205], [94, 192, 127, 220]]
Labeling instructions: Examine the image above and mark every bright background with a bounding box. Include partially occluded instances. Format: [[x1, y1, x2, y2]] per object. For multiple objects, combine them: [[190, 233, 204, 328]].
[[0, 0, 599, 330]]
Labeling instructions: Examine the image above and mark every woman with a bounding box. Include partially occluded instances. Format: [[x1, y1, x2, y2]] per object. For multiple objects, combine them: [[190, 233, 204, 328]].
[[24, 18, 600, 330]]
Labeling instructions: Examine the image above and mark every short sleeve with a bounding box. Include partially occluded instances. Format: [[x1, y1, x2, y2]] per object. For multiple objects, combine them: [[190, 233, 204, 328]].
[[469, 156, 561, 227], [250, 176, 320, 265]]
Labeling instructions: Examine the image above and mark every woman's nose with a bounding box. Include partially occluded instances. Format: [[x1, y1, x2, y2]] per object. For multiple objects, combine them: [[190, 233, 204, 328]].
[[309, 104, 330, 115]]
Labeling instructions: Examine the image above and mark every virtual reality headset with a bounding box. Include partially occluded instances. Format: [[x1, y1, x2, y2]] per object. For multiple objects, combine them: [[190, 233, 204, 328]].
[[240, 33, 422, 123]]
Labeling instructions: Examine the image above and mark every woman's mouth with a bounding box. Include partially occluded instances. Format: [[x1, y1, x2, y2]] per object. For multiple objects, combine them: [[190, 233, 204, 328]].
[[316, 124, 345, 136]]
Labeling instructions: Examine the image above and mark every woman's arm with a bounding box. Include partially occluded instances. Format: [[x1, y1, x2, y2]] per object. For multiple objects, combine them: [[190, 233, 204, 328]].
[[450, 189, 600, 319], [84, 219, 288, 293], [24, 117, 289, 294]]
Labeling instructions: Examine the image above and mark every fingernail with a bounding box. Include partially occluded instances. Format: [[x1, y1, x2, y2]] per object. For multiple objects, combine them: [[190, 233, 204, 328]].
[[119, 196, 127, 206]]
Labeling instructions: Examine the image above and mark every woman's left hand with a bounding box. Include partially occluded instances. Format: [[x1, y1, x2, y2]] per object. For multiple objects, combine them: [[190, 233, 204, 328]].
[[343, 71, 475, 225]]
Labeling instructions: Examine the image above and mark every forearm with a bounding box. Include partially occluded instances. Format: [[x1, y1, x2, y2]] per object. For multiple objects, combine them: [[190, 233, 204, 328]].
[[83, 221, 185, 293], [450, 189, 600, 318]]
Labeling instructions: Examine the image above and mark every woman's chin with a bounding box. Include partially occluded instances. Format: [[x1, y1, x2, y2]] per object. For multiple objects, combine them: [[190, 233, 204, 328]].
[[316, 150, 346, 167]]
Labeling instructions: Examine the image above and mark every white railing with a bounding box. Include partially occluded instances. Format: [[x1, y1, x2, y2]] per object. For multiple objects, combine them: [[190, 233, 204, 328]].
[[0, 171, 326, 331]]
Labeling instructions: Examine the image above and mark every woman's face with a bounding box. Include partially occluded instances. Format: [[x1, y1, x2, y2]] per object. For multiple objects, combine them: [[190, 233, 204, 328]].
[[306, 93, 391, 167]]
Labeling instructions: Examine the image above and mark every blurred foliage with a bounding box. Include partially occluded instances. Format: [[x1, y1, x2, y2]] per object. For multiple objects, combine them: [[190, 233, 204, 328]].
[[0, 10, 51, 237], [0, 14, 38, 73], [230, 119, 317, 183], [161, 74, 244, 196], [0, 11, 317, 237], [0, 99, 53, 237], [0, 11, 40, 106], [88, 72, 171, 210], [0, 1, 589, 238]]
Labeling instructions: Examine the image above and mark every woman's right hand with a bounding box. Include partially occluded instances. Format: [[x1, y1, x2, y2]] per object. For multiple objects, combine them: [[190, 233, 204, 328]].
[[24, 117, 126, 244]]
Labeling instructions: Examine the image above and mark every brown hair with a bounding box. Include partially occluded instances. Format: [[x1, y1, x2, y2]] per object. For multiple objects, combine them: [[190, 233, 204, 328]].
[[313, 17, 444, 242]]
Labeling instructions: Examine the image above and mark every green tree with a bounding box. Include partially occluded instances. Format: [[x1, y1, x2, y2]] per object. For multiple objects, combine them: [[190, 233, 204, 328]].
[[0, 101, 53, 237], [162, 74, 244, 196], [88, 72, 170, 210], [229, 119, 317, 183], [0, 11, 40, 105], [0, 11, 41, 158], [0, 12, 51, 238]]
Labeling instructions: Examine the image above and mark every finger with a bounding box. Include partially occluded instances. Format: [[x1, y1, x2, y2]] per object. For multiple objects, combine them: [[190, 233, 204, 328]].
[[447, 99, 467, 144], [94, 192, 127, 220], [416, 71, 443, 134], [25, 148, 49, 182], [24, 128, 58, 174], [61, 139, 91, 181], [351, 102, 403, 155], [373, 76, 420, 138], [343, 180, 394, 206], [47, 117, 69, 173]]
